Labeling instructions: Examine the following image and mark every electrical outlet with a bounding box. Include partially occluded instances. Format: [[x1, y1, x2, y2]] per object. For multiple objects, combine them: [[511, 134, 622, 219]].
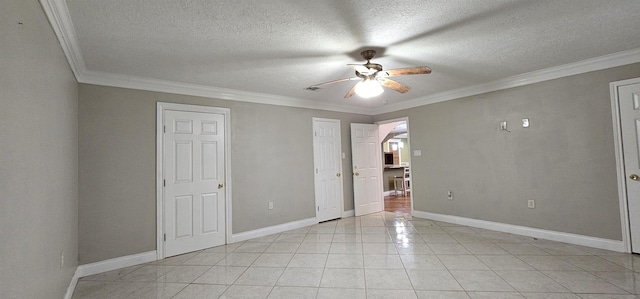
[[528, 200, 535, 209], [447, 190, 453, 200], [268, 202, 273, 210]]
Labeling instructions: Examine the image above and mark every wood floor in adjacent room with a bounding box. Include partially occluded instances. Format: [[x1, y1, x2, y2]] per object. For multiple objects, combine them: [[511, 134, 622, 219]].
[[384, 193, 411, 216]]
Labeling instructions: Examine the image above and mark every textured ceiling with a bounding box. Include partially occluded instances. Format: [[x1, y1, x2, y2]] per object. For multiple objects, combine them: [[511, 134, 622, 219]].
[[61, 0, 640, 112]]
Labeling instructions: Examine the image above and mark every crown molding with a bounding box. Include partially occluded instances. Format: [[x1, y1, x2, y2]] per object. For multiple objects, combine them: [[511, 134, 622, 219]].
[[372, 48, 640, 115], [41, 0, 640, 116], [39, 0, 85, 81], [80, 70, 373, 114]]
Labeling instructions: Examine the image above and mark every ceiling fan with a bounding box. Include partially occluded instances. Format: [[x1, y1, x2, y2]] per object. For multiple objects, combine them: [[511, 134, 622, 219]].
[[308, 50, 432, 98]]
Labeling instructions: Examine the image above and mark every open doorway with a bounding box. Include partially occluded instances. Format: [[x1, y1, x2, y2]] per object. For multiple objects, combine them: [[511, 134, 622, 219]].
[[377, 118, 411, 217]]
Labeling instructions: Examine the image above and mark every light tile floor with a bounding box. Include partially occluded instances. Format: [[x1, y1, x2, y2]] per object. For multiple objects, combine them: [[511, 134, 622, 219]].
[[73, 212, 640, 298]]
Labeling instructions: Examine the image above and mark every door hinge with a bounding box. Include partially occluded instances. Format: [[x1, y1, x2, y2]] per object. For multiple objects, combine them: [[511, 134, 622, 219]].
[[317, 206, 319, 212], [163, 179, 165, 187], [163, 125, 166, 133], [315, 168, 318, 174], [163, 234, 166, 241]]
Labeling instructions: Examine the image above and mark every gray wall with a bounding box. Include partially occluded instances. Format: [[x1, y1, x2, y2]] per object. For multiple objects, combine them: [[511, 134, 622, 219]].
[[78, 64, 640, 264], [375, 64, 640, 240], [78, 84, 371, 263], [0, 1, 78, 298]]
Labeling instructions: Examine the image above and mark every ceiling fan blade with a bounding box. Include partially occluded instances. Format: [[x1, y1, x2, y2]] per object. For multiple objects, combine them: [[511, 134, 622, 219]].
[[309, 77, 360, 88], [380, 78, 411, 94], [379, 66, 432, 77], [344, 83, 358, 98], [347, 64, 370, 74]]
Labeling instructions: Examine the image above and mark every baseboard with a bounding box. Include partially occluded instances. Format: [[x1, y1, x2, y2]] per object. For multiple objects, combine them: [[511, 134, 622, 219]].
[[230, 217, 318, 243], [412, 210, 626, 252], [76, 250, 157, 278], [342, 209, 355, 218], [64, 250, 157, 299], [63, 270, 81, 299]]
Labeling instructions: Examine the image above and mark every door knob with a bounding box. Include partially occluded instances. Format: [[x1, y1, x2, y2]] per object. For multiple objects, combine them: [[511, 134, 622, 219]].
[[354, 172, 359, 176], [218, 183, 224, 189], [630, 174, 640, 181], [336, 173, 341, 177]]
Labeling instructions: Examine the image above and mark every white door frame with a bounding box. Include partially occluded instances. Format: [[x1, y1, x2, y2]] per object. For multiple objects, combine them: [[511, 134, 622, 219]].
[[312, 117, 345, 222], [610, 77, 640, 253], [156, 102, 232, 260], [375, 117, 413, 213]]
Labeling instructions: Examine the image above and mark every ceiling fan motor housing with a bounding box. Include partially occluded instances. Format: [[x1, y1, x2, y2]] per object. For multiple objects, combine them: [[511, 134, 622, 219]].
[[354, 50, 383, 77], [360, 50, 377, 60]]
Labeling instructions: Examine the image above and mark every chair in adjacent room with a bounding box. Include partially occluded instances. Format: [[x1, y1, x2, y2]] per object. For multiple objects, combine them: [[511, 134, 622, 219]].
[[403, 166, 410, 195]]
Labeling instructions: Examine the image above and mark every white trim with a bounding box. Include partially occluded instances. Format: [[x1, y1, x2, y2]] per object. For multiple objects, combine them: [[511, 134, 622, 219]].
[[156, 104, 164, 259], [342, 209, 355, 218], [75, 251, 157, 278], [230, 217, 318, 243], [82, 70, 372, 115], [156, 102, 232, 259], [412, 210, 626, 252], [610, 77, 640, 253], [406, 121, 413, 213], [40, 0, 640, 116], [610, 79, 630, 253], [39, 0, 85, 81], [224, 108, 233, 246], [372, 48, 640, 115], [63, 270, 80, 299], [375, 117, 412, 213], [65, 249, 159, 297]]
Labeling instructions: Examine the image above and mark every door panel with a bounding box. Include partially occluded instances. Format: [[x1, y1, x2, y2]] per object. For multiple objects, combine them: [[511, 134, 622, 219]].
[[619, 83, 640, 253], [202, 193, 219, 233], [174, 141, 193, 182], [164, 110, 225, 257], [201, 142, 218, 180], [174, 195, 193, 238], [313, 119, 344, 222], [351, 123, 383, 216]]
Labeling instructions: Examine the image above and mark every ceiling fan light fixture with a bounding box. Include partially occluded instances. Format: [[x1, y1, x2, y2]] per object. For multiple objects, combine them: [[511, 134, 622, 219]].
[[354, 79, 384, 98], [309, 49, 430, 99]]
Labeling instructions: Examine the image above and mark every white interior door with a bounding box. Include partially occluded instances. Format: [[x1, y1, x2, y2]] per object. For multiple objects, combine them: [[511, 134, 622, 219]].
[[163, 110, 226, 257], [313, 118, 344, 222], [619, 82, 640, 253], [351, 123, 383, 216]]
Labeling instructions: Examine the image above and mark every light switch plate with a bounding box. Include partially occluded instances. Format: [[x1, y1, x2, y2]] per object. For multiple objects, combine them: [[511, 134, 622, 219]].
[[413, 150, 422, 157], [522, 118, 530, 128], [528, 200, 535, 209]]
